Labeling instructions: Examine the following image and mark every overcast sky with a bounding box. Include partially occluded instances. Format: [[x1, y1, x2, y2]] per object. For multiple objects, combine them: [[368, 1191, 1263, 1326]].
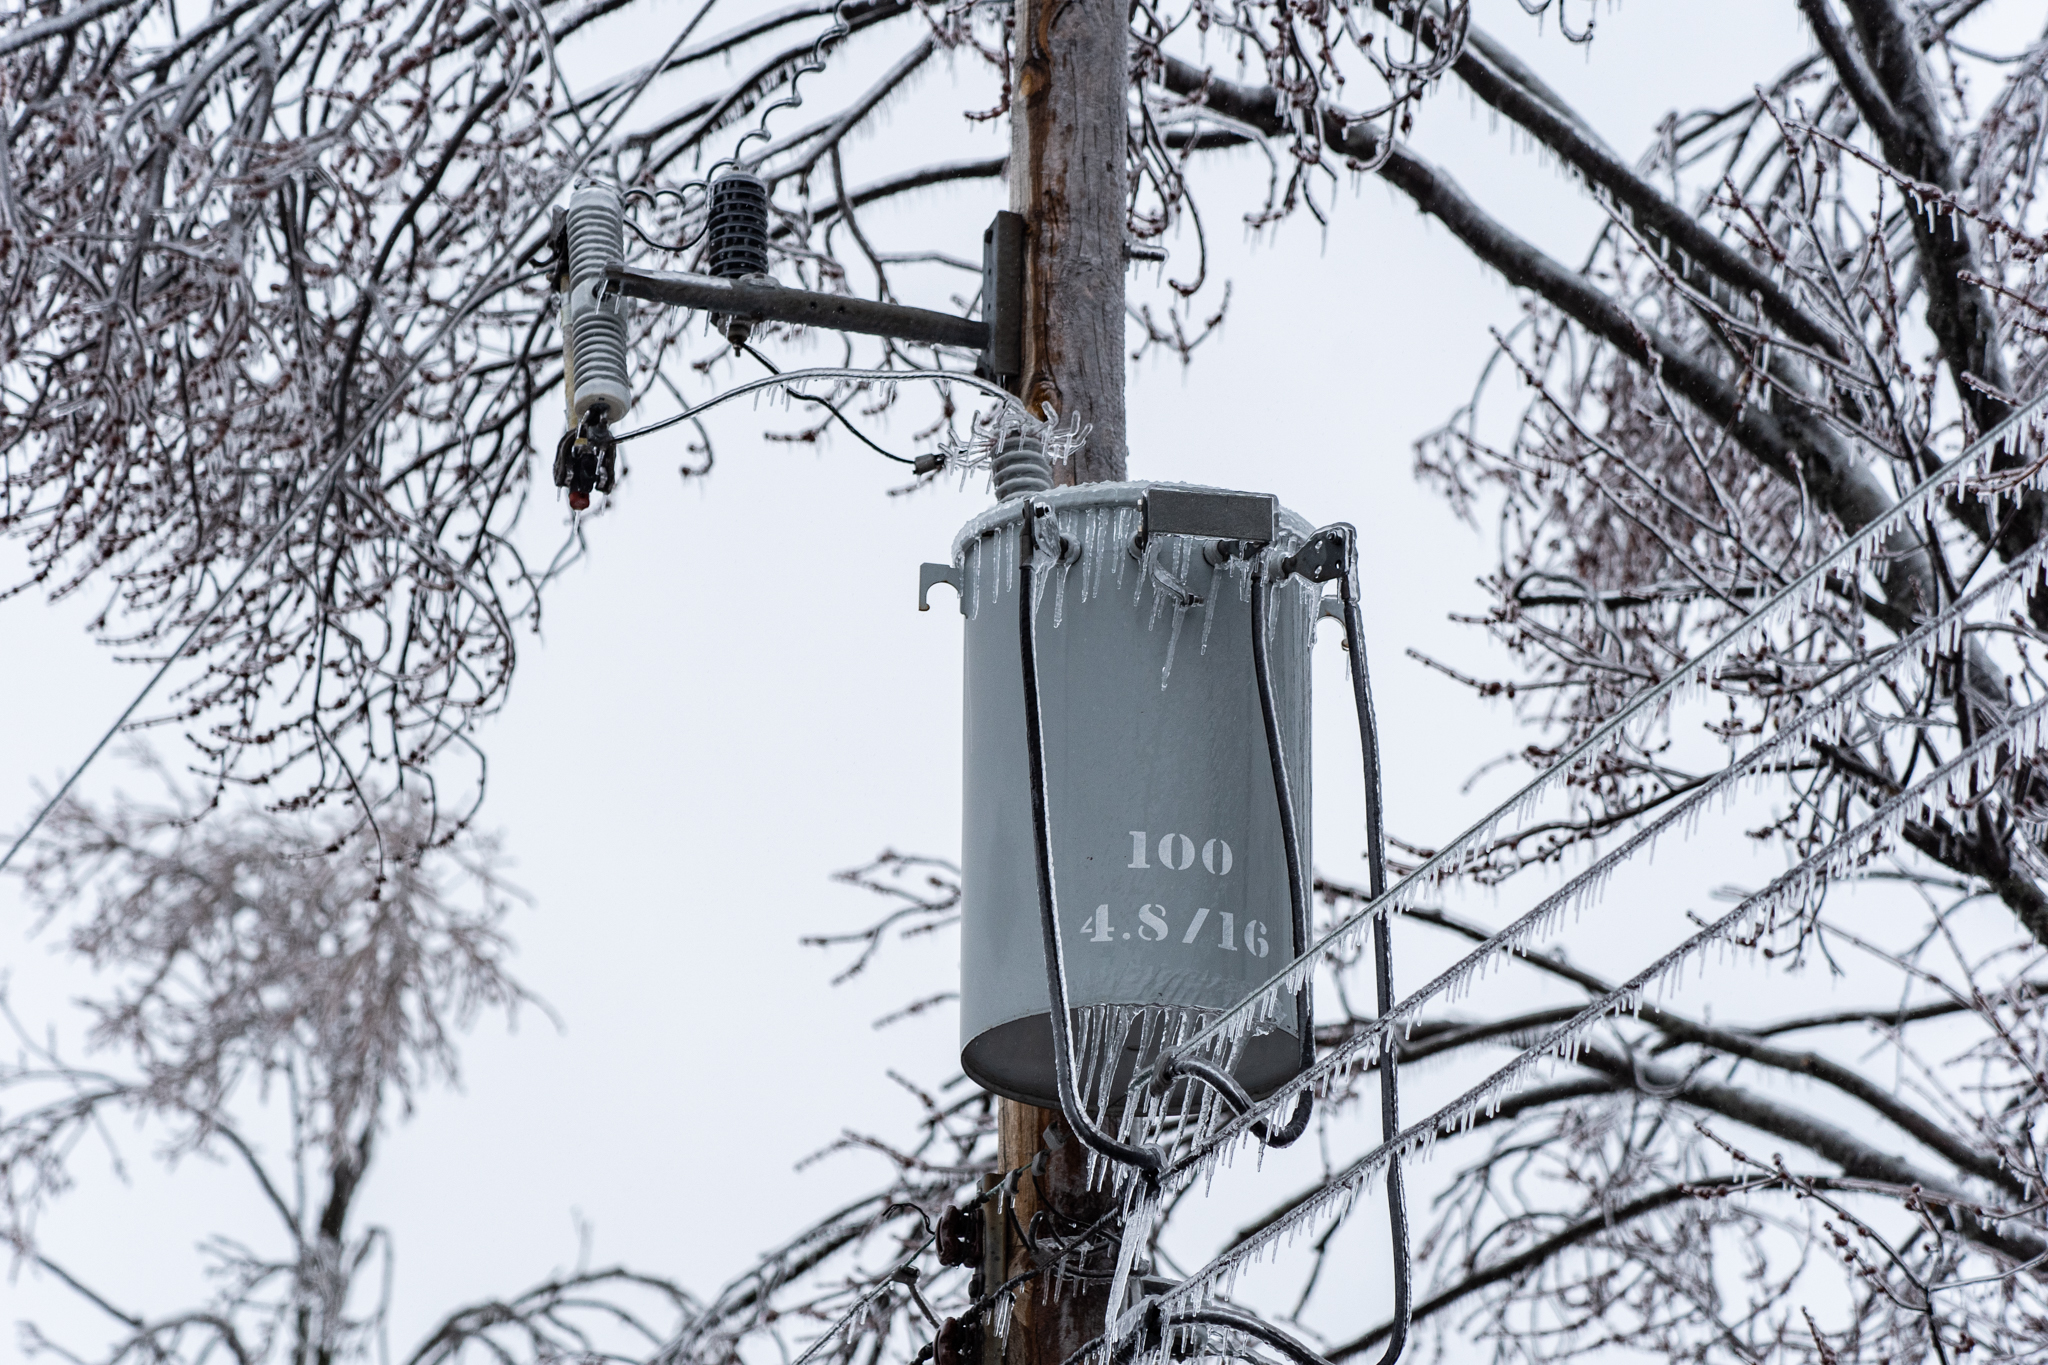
[[8, 1, 1982, 1357]]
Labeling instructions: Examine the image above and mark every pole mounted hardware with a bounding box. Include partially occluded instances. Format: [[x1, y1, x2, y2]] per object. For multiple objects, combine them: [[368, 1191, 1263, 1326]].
[[934, 1205, 983, 1267], [932, 1316, 979, 1365], [704, 171, 774, 348], [546, 179, 1027, 506], [1282, 527, 1348, 584], [608, 264, 991, 350], [980, 211, 1025, 383], [549, 182, 633, 509], [597, 210, 1027, 379], [918, 562, 964, 613]]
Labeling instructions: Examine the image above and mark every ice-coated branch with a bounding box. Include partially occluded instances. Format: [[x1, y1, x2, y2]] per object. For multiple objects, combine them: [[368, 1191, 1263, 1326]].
[[1384, 0, 1847, 360], [1324, 1168, 1992, 1360], [1155, 54, 1934, 546], [1828, 1, 2029, 474], [1342, 906, 2025, 1195], [1564, 1043, 2043, 1261]]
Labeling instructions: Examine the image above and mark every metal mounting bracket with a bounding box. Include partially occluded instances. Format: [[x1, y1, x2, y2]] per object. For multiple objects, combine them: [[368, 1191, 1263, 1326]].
[[919, 562, 964, 613], [606, 265, 989, 350], [979, 211, 1024, 384], [1284, 528, 1348, 583], [1142, 488, 1277, 546], [600, 209, 1027, 374]]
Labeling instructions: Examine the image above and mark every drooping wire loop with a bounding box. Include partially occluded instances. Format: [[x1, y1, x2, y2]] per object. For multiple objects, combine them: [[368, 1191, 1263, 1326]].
[[1246, 547, 1315, 1149]]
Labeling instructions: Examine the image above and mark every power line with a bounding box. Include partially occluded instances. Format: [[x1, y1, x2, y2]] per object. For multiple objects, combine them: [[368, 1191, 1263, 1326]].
[[741, 343, 915, 465], [1164, 384, 2048, 1069], [1156, 688, 2048, 1306]]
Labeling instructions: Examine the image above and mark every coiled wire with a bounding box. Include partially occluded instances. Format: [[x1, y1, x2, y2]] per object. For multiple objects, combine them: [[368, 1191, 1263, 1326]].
[[730, 0, 855, 166], [619, 0, 854, 254]]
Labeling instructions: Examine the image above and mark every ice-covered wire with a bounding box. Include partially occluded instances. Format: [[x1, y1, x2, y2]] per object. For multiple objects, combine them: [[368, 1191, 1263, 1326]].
[[1151, 685, 2048, 1311], [1018, 500, 1167, 1181], [619, 0, 856, 252], [730, 0, 855, 168], [1330, 527, 1411, 1365], [740, 344, 913, 464], [1173, 1306, 1333, 1365], [1084, 499, 2048, 1346], [780, 1220, 939, 1365], [1150, 526, 2048, 1175], [611, 366, 1023, 445], [1154, 383, 2048, 1076], [0, 0, 731, 879], [1163, 529, 1408, 1358], [768, 1153, 1096, 1365]]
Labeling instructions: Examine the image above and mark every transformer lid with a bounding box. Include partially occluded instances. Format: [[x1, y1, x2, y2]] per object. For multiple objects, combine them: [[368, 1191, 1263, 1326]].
[[949, 480, 1313, 568]]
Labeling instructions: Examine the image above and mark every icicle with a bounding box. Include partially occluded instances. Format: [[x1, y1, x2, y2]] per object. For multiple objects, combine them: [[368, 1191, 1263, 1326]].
[[1054, 539, 1073, 628], [1161, 603, 1190, 688], [1105, 1186, 1156, 1339], [967, 535, 982, 621]]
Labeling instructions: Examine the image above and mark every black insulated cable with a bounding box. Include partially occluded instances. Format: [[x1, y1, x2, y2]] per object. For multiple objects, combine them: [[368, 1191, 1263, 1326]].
[[1247, 557, 1316, 1148], [1017, 500, 1167, 1181], [741, 344, 916, 464], [1327, 524, 1412, 1365]]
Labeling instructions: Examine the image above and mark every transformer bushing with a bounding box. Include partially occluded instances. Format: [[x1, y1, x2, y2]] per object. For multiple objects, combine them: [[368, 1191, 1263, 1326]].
[[990, 427, 1053, 501]]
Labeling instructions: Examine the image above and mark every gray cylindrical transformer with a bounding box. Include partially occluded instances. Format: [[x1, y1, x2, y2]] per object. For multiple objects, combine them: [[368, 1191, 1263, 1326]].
[[951, 481, 1316, 1114]]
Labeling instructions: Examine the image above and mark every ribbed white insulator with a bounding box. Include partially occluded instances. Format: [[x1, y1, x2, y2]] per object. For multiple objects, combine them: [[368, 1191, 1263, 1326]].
[[571, 296, 631, 424], [567, 182, 624, 290], [564, 182, 631, 422]]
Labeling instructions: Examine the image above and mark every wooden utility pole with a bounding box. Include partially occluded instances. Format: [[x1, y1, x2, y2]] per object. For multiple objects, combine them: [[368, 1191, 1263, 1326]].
[[1009, 0, 1128, 484], [991, 1, 1128, 1364]]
